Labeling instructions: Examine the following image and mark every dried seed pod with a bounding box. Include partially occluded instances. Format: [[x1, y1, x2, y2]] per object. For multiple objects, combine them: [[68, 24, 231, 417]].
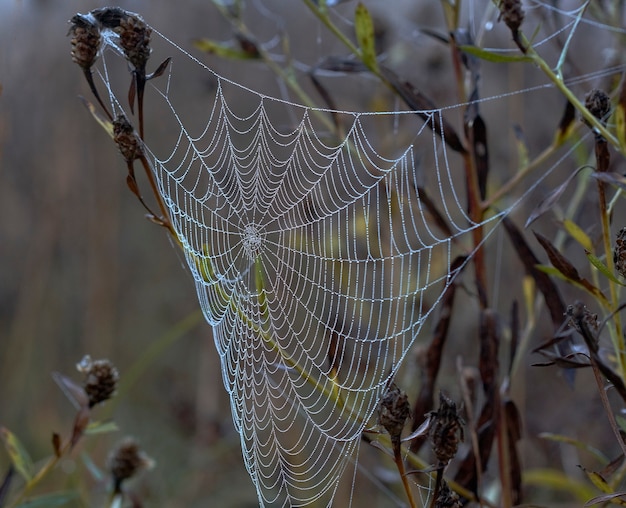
[[378, 383, 410, 444], [584, 89, 611, 126], [108, 437, 154, 493], [77, 355, 119, 408], [614, 228, 626, 278], [90, 7, 128, 29], [498, 0, 525, 36], [113, 115, 142, 162], [68, 14, 101, 70], [434, 480, 462, 508], [566, 302, 599, 339], [429, 392, 464, 466]]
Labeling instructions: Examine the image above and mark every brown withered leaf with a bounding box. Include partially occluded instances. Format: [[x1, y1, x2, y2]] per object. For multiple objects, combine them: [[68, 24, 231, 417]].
[[470, 114, 489, 200], [534, 231, 582, 281], [534, 232, 607, 301], [591, 171, 626, 192], [503, 217, 566, 330], [410, 255, 467, 453], [503, 397, 522, 505], [479, 309, 499, 393], [525, 167, 583, 227], [52, 432, 62, 458], [380, 66, 466, 153], [414, 186, 454, 239], [0, 466, 14, 506]]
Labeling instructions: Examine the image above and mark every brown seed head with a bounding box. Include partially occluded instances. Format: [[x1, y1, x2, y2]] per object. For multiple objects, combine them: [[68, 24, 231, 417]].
[[429, 392, 464, 466], [499, 0, 525, 35], [108, 437, 154, 492], [77, 355, 119, 408], [69, 14, 101, 70], [378, 383, 410, 444], [614, 228, 626, 278], [566, 302, 599, 339], [113, 115, 142, 162], [116, 13, 152, 70], [584, 89, 611, 126], [434, 480, 462, 508]]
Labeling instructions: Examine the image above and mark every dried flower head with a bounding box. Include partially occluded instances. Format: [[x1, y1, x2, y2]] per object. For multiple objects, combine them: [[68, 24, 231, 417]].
[[77, 355, 119, 407], [584, 89, 611, 126], [378, 383, 410, 444], [614, 228, 626, 278], [498, 0, 525, 36], [108, 437, 154, 493], [566, 302, 599, 339], [429, 392, 464, 466], [434, 480, 462, 508], [116, 13, 152, 70], [113, 115, 142, 162], [68, 14, 101, 70]]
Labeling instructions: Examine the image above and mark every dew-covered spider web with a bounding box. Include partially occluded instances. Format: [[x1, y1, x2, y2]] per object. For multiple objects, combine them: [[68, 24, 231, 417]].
[[84, 0, 626, 505]]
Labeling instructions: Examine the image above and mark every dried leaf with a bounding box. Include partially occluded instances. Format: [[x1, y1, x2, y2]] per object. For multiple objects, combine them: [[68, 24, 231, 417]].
[[591, 171, 626, 192], [415, 186, 454, 239], [503, 217, 566, 331], [534, 231, 582, 281], [0, 427, 33, 482], [469, 114, 489, 200], [52, 432, 62, 458], [52, 371, 89, 410], [585, 492, 626, 507], [147, 57, 171, 80], [381, 66, 466, 153], [409, 256, 466, 452], [503, 397, 522, 505], [354, 3, 379, 73], [525, 168, 583, 227]]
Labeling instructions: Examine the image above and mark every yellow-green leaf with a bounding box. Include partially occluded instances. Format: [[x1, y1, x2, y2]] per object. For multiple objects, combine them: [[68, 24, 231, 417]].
[[538, 432, 608, 463], [586, 251, 625, 286], [524, 468, 595, 502], [194, 38, 259, 60], [563, 219, 593, 251], [1, 427, 34, 482], [85, 420, 119, 435], [354, 3, 379, 73], [459, 45, 533, 63], [80, 97, 114, 139], [580, 465, 611, 494]]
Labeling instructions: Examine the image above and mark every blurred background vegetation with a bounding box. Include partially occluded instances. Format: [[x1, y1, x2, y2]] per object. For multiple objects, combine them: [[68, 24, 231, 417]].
[[2, 1, 625, 506]]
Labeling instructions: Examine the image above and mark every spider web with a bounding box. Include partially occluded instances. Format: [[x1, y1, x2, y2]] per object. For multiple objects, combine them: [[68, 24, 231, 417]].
[[87, 1, 626, 505]]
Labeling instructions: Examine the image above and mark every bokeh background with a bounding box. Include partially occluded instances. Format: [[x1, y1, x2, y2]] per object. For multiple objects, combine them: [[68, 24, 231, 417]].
[[2, 1, 624, 506]]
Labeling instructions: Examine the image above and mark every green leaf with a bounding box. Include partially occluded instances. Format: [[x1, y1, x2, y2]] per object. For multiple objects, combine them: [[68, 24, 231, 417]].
[[458, 45, 533, 63], [354, 3, 379, 73], [193, 38, 259, 60], [85, 420, 119, 436], [1, 427, 34, 482], [579, 465, 612, 494], [538, 432, 608, 464], [16, 491, 77, 508], [563, 219, 593, 252], [586, 251, 625, 286], [524, 468, 595, 502]]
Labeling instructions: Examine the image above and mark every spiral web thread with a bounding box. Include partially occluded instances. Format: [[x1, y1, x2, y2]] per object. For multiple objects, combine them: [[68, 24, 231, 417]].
[[90, 1, 626, 505]]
